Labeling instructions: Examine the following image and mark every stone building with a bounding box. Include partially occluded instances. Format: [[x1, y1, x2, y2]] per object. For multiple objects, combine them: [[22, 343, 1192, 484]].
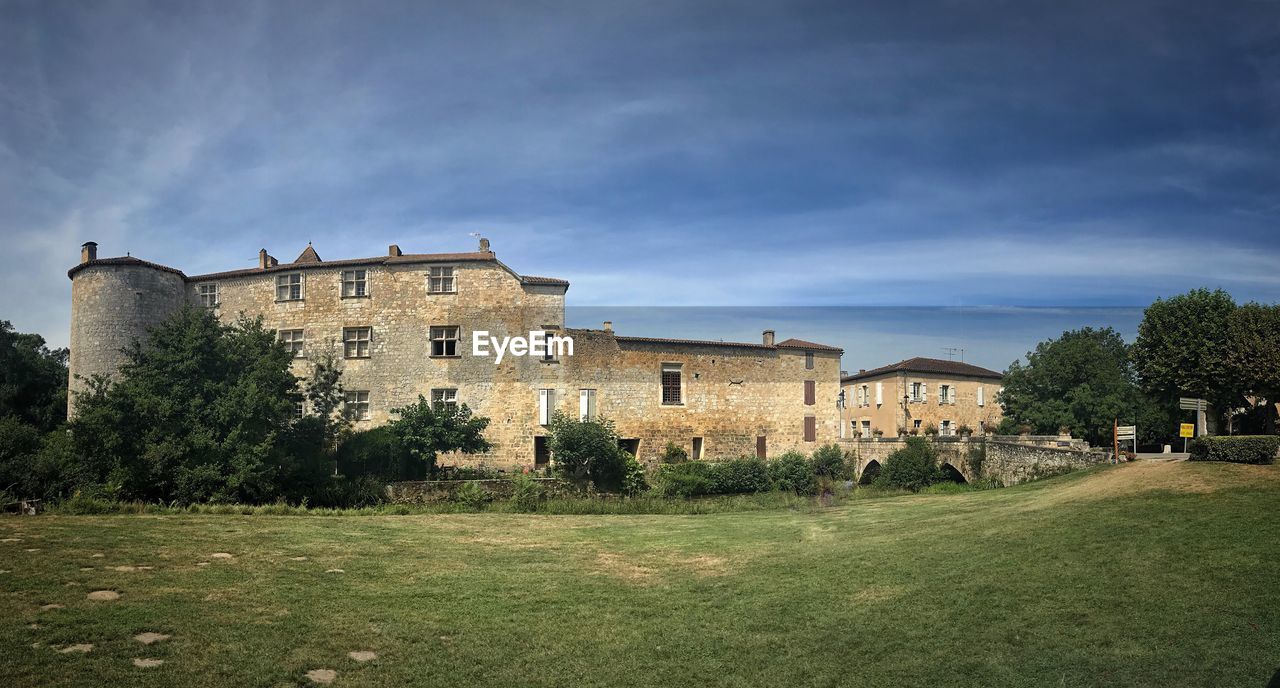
[[840, 357, 1003, 438], [67, 240, 842, 468]]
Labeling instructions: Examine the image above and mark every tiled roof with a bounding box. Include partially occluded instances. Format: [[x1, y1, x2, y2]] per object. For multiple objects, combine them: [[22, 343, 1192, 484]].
[[186, 251, 499, 280], [293, 244, 322, 263], [842, 357, 1003, 382], [67, 256, 186, 279], [520, 275, 571, 286], [776, 337, 843, 352]]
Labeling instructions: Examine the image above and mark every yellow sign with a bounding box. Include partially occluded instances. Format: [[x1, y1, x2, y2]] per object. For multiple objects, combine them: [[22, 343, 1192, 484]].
[[1179, 423, 1195, 438]]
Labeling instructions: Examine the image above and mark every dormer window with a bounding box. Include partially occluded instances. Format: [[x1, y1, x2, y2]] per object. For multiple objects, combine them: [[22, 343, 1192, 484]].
[[276, 273, 303, 301]]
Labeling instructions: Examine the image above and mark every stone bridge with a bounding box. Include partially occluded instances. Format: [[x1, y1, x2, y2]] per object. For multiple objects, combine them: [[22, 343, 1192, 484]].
[[838, 436, 1112, 486]]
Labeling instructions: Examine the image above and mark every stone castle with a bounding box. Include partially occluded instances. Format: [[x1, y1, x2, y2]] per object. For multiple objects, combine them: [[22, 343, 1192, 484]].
[[67, 239, 842, 468]]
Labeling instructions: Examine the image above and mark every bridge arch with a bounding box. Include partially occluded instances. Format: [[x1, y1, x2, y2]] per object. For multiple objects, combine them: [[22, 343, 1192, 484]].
[[858, 460, 881, 485], [939, 462, 967, 484]]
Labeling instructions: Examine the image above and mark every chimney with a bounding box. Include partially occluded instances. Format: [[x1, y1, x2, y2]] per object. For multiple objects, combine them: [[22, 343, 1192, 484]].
[[602, 321, 613, 333], [80, 242, 98, 264], [762, 329, 775, 346], [269, 255, 279, 267], [258, 249, 269, 269], [841, 370, 848, 377], [479, 236, 491, 253], [859, 369, 866, 374], [388, 244, 402, 257]]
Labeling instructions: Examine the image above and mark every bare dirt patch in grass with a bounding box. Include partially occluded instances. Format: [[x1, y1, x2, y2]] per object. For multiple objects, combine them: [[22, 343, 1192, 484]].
[[134, 632, 170, 645], [1032, 460, 1280, 508], [87, 590, 120, 601], [133, 658, 164, 668], [593, 552, 657, 583], [109, 565, 155, 572], [40, 603, 64, 611], [209, 552, 234, 559], [305, 668, 337, 684], [849, 585, 904, 604], [58, 644, 93, 654], [348, 651, 377, 662]]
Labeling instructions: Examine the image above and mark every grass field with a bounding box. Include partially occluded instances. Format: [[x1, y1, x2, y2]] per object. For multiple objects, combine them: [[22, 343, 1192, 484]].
[[2, 460, 1278, 687]]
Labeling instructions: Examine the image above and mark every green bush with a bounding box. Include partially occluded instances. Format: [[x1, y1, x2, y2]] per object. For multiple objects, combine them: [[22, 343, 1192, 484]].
[[621, 454, 649, 496], [1188, 435, 1280, 464], [768, 451, 816, 495], [336, 425, 415, 480], [453, 481, 492, 509], [653, 461, 715, 497], [710, 456, 771, 494], [877, 437, 940, 491], [509, 472, 544, 511], [811, 443, 848, 478], [661, 442, 689, 464], [387, 395, 492, 475], [547, 413, 627, 491]]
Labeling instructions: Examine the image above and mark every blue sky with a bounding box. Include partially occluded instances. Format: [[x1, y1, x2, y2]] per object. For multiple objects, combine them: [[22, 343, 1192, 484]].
[[2, 0, 1277, 371]]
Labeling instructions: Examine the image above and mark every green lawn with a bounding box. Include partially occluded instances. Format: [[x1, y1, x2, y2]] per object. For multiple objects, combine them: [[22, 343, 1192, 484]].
[[2, 460, 1278, 687]]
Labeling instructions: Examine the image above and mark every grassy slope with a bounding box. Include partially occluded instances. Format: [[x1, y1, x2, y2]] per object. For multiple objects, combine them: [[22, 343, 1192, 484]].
[[1, 461, 1277, 688]]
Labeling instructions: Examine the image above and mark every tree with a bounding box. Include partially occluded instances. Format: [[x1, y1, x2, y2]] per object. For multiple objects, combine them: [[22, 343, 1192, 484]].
[[877, 437, 940, 491], [1132, 289, 1240, 418], [1001, 327, 1171, 446], [386, 395, 492, 475], [70, 307, 299, 503], [0, 320, 69, 432], [1222, 302, 1280, 433], [303, 344, 349, 454], [546, 412, 626, 490]]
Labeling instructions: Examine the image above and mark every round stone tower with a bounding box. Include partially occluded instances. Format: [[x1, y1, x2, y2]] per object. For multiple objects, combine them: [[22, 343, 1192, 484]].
[[67, 242, 186, 416]]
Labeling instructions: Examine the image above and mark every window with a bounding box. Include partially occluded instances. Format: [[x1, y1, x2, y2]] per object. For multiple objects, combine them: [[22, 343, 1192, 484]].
[[805, 351, 814, 369], [977, 386, 985, 407], [579, 389, 596, 420], [534, 436, 550, 466], [804, 415, 816, 442], [341, 270, 368, 298], [292, 399, 306, 420], [276, 273, 303, 301], [278, 329, 305, 357], [911, 382, 923, 402], [861, 420, 871, 437], [538, 389, 554, 426], [940, 384, 953, 404], [756, 435, 767, 459], [692, 437, 703, 460], [941, 420, 953, 436], [428, 266, 455, 294], [430, 326, 459, 357], [861, 384, 870, 407], [344, 391, 370, 421], [343, 327, 371, 358], [804, 380, 816, 406], [875, 381, 883, 405], [661, 363, 682, 405], [913, 419, 922, 432], [197, 283, 218, 308], [431, 388, 458, 411]]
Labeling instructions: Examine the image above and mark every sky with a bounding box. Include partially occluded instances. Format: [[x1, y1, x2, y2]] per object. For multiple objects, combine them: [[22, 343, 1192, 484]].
[[1, 0, 1278, 371]]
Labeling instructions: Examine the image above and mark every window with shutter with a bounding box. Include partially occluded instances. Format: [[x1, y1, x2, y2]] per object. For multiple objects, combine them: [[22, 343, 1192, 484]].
[[804, 380, 815, 406], [803, 416, 816, 442], [538, 389, 553, 425], [875, 382, 883, 405], [977, 386, 985, 407], [579, 389, 596, 420]]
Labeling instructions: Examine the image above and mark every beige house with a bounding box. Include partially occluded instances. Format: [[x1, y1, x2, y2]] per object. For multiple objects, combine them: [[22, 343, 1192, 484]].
[[840, 357, 1003, 438], [67, 239, 842, 468]]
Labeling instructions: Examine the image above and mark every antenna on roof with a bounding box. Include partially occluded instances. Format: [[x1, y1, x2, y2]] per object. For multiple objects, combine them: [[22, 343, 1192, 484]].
[[942, 347, 965, 361]]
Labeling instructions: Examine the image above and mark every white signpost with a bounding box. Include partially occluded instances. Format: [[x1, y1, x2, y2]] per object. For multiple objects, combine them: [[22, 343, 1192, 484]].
[[1179, 397, 1208, 438]]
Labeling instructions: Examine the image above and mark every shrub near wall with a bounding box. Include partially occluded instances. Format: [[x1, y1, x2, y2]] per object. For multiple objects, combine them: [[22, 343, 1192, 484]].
[[1189, 435, 1280, 464]]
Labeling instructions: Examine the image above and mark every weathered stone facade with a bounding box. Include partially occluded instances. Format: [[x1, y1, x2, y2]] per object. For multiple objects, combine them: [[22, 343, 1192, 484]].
[[67, 240, 842, 469], [842, 436, 1110, 486]]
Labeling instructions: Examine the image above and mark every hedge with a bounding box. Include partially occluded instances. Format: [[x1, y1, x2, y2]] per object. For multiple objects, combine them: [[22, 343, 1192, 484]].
[[1188, 435, 1280, 465]]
